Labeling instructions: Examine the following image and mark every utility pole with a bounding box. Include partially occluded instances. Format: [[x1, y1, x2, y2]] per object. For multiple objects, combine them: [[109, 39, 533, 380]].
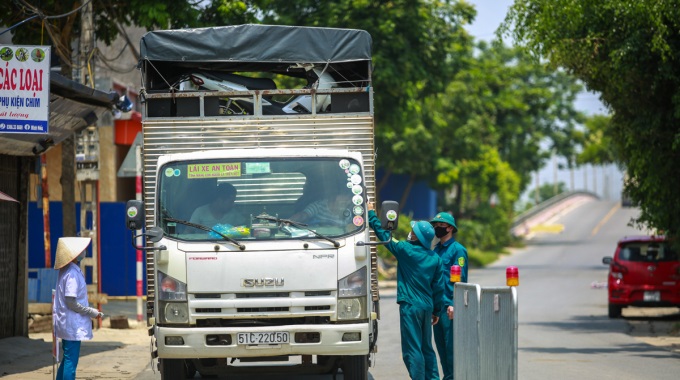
[[570, 156, 575, 192], [76, 1, 104, 327], [534, 170, 540, 205], [552, 150, 558, 196]]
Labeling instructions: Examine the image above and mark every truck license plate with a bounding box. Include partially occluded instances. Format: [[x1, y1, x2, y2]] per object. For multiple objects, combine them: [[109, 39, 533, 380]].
[[643, 291, 660, 302], [237, 332, 289, 345]]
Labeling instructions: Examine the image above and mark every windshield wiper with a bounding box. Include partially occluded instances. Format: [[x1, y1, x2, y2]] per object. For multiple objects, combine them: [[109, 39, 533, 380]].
[[253, 214, 340, 248], [164, 217, 246, 251]]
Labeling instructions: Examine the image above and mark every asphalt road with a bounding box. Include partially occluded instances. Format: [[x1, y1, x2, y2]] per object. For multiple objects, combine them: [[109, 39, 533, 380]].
[[483, 199, 680, 379], [132, 199, 680, 379]]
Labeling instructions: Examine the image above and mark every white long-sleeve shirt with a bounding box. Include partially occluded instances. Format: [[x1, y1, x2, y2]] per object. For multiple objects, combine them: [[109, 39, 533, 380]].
[[53, 262, 98, 340]]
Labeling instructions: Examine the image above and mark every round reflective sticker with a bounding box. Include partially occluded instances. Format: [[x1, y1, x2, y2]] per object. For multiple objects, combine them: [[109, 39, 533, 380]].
[[353, 205, 364, 215], [351, 174, 362, 185], [164, 168, 174, 177], [174, 169, 181, 176], [339, 159, 351, 170], [349, 164, 360, 174], [347, 181, 353, 188], [353, 216, 364, 226], [352, 195, 364, 205], [352, 185, 363, 195], [127, 207, 138, 218], [386, 210, 397, 221]]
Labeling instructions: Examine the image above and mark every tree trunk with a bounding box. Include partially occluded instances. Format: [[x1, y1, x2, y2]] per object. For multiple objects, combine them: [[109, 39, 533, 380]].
[[455, 179, 464, 216], [376, 167, 392, 197]]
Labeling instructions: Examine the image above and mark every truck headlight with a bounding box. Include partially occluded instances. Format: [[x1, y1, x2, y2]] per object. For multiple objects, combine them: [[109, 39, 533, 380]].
[[337, 267, 367, 320], [158, 271, 187, 301], [338, 297, 366, 320], [162, 302, 189, 324], [338, 267, 367, 298]]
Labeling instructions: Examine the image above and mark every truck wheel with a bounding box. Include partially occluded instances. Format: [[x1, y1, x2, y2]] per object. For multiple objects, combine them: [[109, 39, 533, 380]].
[[608, 304, 622, 318], [160, 359, 186, 380], [341, 355, 368, 380]]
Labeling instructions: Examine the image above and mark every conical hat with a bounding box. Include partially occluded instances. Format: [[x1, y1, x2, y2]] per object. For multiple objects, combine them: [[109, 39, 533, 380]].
[[54, 237, 91, 269]]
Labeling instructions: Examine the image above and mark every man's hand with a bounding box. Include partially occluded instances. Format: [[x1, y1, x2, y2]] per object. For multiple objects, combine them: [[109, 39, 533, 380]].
[[367, 201, 375, 211], [447, 306, 454, 320], [431, 314, 440, 326]]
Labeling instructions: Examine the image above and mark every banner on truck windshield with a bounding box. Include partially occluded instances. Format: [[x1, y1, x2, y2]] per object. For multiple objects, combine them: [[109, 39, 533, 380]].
[[187, 163, 241, 179], [0, 45, 50, 134]]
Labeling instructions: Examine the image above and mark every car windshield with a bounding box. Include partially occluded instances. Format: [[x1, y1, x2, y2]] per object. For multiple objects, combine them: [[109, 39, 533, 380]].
[[157, 157, 366, 241], [619, 242, 679, 262]]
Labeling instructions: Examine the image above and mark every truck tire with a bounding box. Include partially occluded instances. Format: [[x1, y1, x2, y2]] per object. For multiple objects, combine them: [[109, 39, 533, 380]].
[[341, 355, 368, 380], [608, 304, 622, 318], [160, 359, 186, 380], [184, 360, 197, 378]]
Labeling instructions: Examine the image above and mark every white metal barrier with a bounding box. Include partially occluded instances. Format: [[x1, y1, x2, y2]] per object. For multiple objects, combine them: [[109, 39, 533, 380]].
[[453, 283, 518, 380]]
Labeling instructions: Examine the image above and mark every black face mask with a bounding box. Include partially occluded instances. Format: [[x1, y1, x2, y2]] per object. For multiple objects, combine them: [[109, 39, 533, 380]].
[[434, 226, 449, 238]]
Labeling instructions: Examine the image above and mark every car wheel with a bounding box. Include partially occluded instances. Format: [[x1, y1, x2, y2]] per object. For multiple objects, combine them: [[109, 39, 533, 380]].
[[608, 304, 622, 318]]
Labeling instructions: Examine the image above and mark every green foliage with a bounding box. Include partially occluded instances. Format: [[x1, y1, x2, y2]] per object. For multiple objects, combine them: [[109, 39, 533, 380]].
[[0, 0, 597, 264], [0, 0, 202, 74], [503, 0, 680, 240], [577, 114, 618, 166], [430, 42, 586, 192]]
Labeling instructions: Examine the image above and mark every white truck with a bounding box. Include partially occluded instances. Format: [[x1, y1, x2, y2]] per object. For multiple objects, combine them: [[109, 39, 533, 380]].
[[124, 24, 398, 379]]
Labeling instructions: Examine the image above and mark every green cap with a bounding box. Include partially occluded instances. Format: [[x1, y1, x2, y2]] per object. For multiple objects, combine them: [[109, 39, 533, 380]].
[[430, 212, 458, 232]]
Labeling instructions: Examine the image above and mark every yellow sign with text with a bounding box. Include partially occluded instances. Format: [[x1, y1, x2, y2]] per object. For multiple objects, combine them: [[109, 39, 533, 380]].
[[187, 163, 241, 179]]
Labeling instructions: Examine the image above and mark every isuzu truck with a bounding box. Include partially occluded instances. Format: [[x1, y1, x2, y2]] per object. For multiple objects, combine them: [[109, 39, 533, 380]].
[[124, 24, 397, 379]]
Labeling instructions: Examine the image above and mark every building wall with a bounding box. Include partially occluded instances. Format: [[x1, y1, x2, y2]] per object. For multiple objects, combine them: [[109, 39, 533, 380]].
[[0, 155, 30, 338]]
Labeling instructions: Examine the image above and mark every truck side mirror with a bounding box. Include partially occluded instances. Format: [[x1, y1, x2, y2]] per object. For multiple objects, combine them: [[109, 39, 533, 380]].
[[357, 200, 399, 247], [126, 200, 145, 230], [125, 200, 166, 251], [380, 200, 399, 231]]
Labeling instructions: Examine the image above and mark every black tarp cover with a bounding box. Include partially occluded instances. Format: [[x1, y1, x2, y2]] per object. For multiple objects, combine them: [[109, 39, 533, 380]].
[[140, 24, 372, 64]]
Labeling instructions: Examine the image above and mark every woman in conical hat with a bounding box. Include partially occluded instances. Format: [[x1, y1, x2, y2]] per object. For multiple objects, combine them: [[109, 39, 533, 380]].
[[52, 237, 103, 380]]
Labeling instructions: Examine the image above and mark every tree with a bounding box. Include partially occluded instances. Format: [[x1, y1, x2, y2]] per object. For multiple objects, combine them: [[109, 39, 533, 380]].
[[208, 0, 477, 205], [429, 42, 585, 199], [503, 0, 680, 240], [577, 114, 618, 166]]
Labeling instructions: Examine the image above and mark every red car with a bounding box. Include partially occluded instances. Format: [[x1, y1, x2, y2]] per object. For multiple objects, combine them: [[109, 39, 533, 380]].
[[602, 235, 680, 318]]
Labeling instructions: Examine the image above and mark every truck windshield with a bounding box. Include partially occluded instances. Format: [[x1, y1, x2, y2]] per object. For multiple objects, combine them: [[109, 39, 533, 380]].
[[157, 157, 367, 241]]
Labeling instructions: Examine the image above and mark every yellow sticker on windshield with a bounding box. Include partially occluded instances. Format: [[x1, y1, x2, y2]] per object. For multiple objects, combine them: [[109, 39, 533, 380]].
[[187, 163, 241, 179]]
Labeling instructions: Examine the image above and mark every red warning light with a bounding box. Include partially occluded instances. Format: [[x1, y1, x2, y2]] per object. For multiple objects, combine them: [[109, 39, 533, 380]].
[[450, 265, 461, 283], [506, 266, 519, 286]]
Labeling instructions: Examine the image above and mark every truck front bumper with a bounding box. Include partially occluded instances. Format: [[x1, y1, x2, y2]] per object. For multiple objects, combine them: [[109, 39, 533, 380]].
[[155, 323, 369, 358]]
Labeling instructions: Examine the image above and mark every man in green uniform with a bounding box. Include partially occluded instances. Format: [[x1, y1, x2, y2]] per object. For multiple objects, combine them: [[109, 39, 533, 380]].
[[430, 212, 468, 380], [368, 203, 453, 379]]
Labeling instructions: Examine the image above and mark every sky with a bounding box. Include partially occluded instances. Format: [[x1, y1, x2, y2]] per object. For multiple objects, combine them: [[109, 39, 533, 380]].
[[465, 0, 623, 203]]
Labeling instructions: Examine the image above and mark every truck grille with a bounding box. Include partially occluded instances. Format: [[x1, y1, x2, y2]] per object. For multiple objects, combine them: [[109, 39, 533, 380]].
[[188, 291, 336, 320]]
